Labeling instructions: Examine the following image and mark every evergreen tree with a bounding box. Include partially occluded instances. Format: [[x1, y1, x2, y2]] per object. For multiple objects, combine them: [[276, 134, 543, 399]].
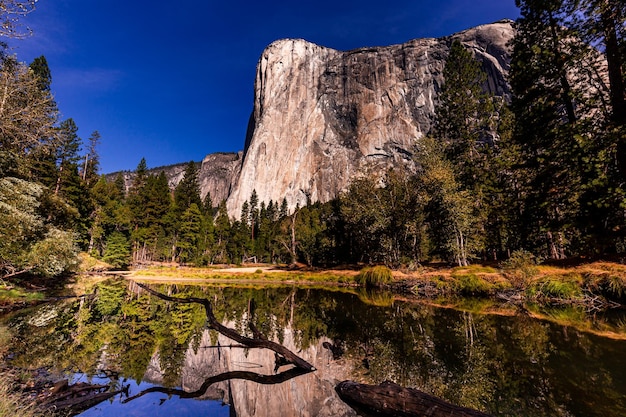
[[173, 161, 201, 214], [428, 39, 499, 263], [249, 189, 259, 241], [511, 0, 601, 257], [103, 231, 131, 269], [178, 203, 203, 263], [198, 193, 215, 265], [434, 39, 493, 187], [29, 55, 52, 92], [82, 130, 101, 185], [89, 175, 130, 256], [54, 118, 81, 196], [213, 200, 231, 263]]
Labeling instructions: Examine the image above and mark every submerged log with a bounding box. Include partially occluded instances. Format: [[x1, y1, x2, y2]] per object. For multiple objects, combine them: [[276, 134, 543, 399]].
[[335, 380, 493, 417], [38, 380, 125, 416]]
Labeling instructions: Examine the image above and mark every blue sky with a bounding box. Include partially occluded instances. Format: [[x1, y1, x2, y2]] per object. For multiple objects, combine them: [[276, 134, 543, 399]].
[[9, 0, 519, 174]]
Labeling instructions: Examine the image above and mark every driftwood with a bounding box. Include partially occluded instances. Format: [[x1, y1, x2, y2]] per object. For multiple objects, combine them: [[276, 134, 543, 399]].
[[135, 281, 316, 372], [38, 380, 125, 416], [335, 380, 493, 417]]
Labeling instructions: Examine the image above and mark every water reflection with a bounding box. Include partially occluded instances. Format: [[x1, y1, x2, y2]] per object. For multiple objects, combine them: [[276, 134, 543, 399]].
[[3, 279, 626, 417]]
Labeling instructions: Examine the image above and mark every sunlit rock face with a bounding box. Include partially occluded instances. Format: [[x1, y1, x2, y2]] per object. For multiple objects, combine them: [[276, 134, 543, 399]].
[[111, 152, 241, 204], [225, 20, 515, 217], [180, 327, 358, 417]]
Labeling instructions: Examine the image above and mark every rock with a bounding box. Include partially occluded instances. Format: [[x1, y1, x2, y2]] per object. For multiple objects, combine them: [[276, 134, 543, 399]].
[[108, 21, 515, 219], [108, 151, 241, 204], [225, 20, 515, 217]]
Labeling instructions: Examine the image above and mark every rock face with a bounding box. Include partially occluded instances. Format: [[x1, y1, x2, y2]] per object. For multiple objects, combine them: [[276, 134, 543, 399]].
[[224, 20, 515, 217], [111, 152, 241, 204], [147, 326, 358, 416], [111, 21, 514, 218], [197, 152, 242, 204]]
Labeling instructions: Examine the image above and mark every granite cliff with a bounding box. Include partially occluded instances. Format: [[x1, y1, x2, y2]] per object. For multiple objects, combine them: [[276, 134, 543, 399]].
[[112, 151, 241, 205], [225, 19, 514, 217], [117, 20, 515, 218]]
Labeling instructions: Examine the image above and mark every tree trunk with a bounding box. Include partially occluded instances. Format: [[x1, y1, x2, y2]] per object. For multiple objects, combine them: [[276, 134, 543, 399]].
[[598, 1, 626, 181], [290, 212, 297, 264], [335, 380, 493, 417], [548, 10, 577, 124], [600, 1, 626, 126]]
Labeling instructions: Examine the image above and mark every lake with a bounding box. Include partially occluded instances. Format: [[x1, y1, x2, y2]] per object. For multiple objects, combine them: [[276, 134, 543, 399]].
[[2, 278, 626, 416]]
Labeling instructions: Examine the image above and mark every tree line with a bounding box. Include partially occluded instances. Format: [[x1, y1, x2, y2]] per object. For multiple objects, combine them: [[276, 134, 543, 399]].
[[2, 0, 626, 278]]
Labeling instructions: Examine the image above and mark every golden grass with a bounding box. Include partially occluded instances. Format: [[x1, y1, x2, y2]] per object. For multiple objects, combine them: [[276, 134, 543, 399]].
[[0, 373, 47, 417], [105, 260, 626, 304]]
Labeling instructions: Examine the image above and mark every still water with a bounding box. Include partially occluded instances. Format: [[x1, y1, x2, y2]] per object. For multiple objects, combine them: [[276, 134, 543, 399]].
[[3, 278, 626, 416]]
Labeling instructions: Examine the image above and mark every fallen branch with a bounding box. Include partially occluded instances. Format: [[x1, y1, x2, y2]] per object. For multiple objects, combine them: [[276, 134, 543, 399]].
[[134, 281, 315, 372], [123, 367, 310, 403], [336, 380, 493, 417]]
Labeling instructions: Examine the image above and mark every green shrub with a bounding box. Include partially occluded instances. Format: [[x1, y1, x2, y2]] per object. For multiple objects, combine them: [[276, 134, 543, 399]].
[[355, 266, 393, 287], [501, 249, 540, 285], [455, 274, 493, 295], [530, 279, 582, 300]]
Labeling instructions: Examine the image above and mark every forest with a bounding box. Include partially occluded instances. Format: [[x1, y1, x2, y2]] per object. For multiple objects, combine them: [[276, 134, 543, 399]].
[[2, 0, 626, 280]]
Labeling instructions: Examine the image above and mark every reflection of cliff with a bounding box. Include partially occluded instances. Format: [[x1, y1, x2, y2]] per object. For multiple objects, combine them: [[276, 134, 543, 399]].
[[177, 326, 357, 417]]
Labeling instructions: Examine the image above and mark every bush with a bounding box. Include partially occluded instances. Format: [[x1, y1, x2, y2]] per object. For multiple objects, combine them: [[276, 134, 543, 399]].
[[455, 274, 493, 295], [355, 265, 393, 287], [529, 278, 583, 300], [28, 228, 79, 277], [501, 249, 540, 286]]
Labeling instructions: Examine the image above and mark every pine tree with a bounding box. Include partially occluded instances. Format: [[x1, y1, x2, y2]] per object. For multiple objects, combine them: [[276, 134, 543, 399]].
[[434, 39, 492, 186], [198, 193, 215, 265], [103, 231, 131, 269], [213, 200, 231, 263], [54, 118, 81, 195], [82, 130, 101, 185], [429, 39, 498, 263], [178, 203, 203, 263], [29, 55, 52, 92], [173, 161, 202, 214], [511, 0, 600, 257]]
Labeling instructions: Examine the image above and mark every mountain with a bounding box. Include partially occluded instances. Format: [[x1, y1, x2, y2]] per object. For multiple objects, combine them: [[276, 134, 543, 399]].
[[110, 151, 242, 206], [116, 20, 515, 218]]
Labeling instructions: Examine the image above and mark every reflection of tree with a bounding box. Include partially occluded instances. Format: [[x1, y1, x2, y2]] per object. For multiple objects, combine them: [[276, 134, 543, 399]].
[[134, 282, 315, 372], [7, 282, 626, 417]]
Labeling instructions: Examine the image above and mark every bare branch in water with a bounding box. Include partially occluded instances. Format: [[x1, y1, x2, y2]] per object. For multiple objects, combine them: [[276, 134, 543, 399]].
[[123, 367, 311, 403]]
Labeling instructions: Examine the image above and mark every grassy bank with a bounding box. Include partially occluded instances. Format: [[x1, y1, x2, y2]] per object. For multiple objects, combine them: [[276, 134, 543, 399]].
[[408, 262, 626, 306], [0, 373, 47, 417], [127, 261, 626, 307], [0, 286, 46, 314], [2, 260, 625, 313]]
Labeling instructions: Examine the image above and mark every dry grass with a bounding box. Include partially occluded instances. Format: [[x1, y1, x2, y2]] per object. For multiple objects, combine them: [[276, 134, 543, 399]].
[[0, 373, 47, 417], [115, 261, 626, 304]]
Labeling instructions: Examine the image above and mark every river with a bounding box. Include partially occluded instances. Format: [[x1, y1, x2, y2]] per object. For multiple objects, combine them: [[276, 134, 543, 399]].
[[2, 278, 626, 416]]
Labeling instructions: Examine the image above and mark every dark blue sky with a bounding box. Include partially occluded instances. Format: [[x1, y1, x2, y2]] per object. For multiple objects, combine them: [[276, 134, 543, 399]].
[[10, 0, 519, 173]]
